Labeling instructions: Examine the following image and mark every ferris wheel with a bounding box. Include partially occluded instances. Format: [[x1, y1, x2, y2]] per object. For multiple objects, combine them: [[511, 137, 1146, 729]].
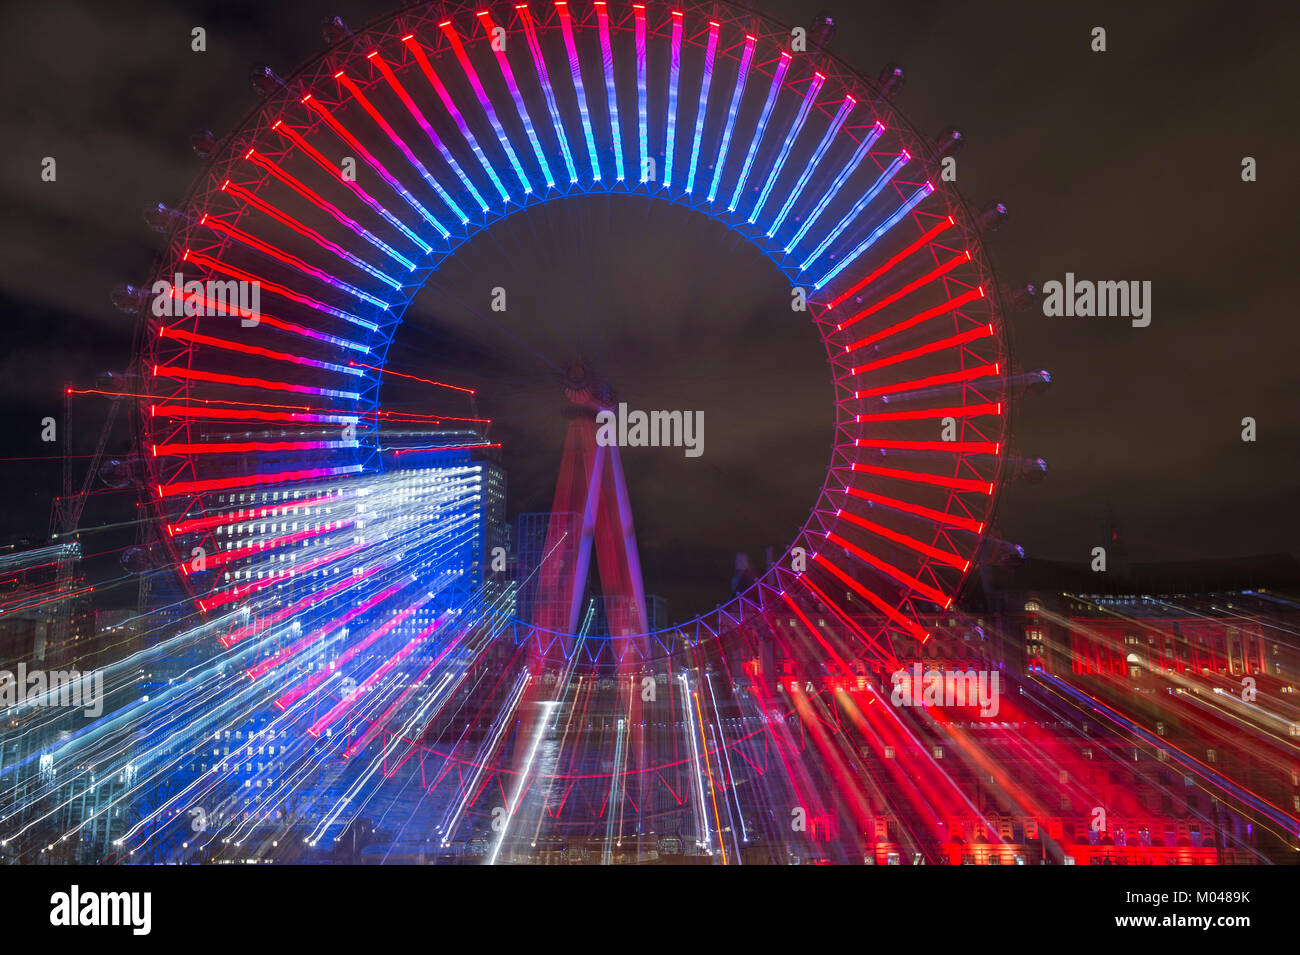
[[132, 0, 1024, 658]]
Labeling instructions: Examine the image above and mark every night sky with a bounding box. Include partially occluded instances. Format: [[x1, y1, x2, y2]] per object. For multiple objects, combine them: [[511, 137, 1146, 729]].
[[1, 0, 1295, 619]]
